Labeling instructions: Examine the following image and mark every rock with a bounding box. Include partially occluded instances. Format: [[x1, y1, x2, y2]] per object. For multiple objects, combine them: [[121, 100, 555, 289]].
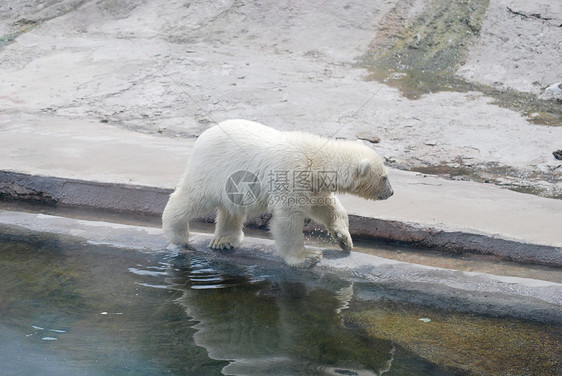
[[356, 131, 381, 144], [553, 150, 562, 160]]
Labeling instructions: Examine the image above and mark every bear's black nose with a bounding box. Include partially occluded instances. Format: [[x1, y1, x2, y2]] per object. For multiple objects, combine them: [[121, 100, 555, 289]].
[[378, 186, 394, 200]]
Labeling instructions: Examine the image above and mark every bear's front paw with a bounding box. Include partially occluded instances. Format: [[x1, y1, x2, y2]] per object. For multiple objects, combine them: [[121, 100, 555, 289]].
[[284, 247, 322, 268], [209, 234, 243, 250], [329, 229, 353, 252]]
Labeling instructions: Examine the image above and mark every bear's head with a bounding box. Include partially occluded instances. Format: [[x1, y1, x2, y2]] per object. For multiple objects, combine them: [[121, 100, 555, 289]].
[[337, 145, 394, 201], [352, 158, 394, 200]]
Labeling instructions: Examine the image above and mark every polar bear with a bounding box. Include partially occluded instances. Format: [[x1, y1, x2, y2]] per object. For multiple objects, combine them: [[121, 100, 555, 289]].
[[162, 119, 393, 267]]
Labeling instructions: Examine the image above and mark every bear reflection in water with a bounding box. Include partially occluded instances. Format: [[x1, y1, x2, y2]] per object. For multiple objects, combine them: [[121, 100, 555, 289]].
[[170, 254, 395, 375], [163, 119, 393, 267]]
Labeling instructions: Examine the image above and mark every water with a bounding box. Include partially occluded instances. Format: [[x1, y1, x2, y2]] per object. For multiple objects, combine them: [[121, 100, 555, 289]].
[[0, 232, 560, 375], [0, 233, 450, 375]]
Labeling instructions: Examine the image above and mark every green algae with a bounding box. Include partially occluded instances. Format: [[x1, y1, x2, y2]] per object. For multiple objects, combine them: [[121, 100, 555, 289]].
[[345, 300, 562, 376], [0, 19, 37, 50], [361, 0, 562, 126], [0, 234, 85, 323], [367, 0, 489, 75]]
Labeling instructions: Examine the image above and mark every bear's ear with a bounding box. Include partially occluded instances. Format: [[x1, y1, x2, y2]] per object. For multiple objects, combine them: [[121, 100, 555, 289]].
[[356, 159, 371, 176]]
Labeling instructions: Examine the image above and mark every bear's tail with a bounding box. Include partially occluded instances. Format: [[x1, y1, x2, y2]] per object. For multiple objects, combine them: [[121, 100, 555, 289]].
[[162, 188, 191, 245]]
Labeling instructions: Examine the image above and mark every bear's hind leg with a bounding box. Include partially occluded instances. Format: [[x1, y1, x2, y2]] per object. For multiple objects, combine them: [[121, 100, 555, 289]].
[[162, 188, 212, 246], [209, 208, 245, 249], [270, 208, 322, 268]]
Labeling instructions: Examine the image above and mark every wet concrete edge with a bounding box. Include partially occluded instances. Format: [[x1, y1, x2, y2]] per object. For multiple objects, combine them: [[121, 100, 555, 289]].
[[1, 170, 561, 267], [0, 211, 560, 326]]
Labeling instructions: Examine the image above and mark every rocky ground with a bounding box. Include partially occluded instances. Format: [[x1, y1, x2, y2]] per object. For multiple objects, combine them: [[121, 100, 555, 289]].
[[1, 0, 561, 197]]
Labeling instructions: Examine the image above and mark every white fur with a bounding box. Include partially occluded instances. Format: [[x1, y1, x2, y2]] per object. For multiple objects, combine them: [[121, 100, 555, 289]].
[[162, 119, 393, 267]]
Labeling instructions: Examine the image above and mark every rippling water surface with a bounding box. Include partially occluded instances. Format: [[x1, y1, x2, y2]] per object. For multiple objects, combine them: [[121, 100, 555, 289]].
[[1, 232, 559, 375], [0, 232, 460, 376]]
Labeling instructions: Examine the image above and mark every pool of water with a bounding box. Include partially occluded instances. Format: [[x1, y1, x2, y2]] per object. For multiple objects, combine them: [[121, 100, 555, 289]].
[[0, 231, 560, 375]]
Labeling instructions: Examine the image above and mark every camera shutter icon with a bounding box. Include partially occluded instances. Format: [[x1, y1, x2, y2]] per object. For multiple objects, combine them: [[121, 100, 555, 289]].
[[225, 170, 261, 206]]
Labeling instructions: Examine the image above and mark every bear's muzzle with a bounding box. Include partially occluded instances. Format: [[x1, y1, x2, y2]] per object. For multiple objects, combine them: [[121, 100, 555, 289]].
[[378, 181, 394, 200]]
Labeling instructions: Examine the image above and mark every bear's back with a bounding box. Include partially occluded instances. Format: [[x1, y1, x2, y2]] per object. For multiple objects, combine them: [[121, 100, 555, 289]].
[[198, 119, 283, 150]]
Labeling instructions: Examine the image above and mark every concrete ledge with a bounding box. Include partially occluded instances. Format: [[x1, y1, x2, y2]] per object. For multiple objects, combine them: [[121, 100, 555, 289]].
[[1, 170, 561, 267], [0, 210, 560, 325], [348, 216, 562, 267], [0, 170, 171, 216]]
